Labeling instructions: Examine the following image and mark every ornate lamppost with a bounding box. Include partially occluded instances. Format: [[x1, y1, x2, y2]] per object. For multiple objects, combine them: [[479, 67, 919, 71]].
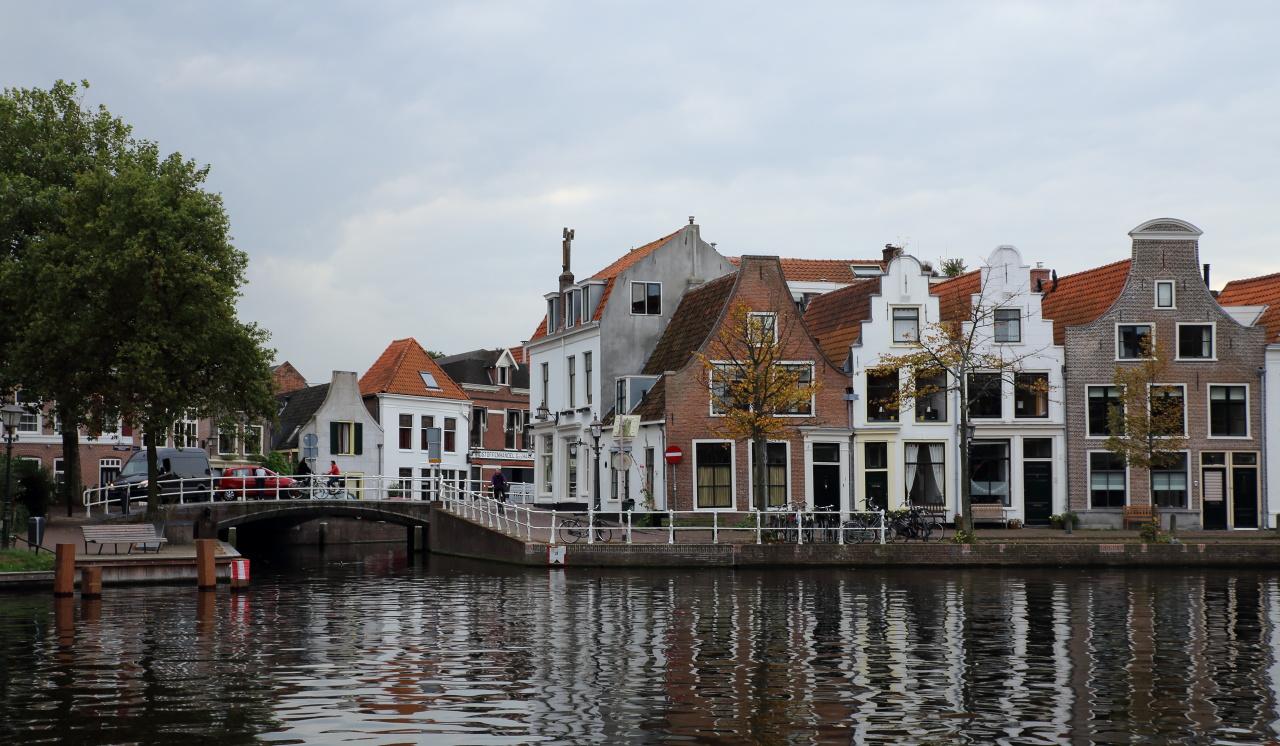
[[1, 404, 25, 549], [589, 416, 603, 512]]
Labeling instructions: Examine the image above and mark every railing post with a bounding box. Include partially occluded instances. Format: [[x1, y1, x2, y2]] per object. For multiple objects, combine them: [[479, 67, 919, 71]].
[[796, 510, 803, 545], [756, 510, 761, 544], [838, 512, 845, 545], [713, 511, 718, 544], [668, 510, 674, 544], [179, 479, 185, 505], [274, 478, 280, 501], [587, 506, 594, 544], [550, 509, 557, 544], [880, 509, 886, 545], [626, 511, 632, 544]]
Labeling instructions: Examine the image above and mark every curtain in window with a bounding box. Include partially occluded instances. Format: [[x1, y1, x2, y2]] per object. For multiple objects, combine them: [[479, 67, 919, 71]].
[[928, 443, 944, 501], [905, 443, 919, 498]]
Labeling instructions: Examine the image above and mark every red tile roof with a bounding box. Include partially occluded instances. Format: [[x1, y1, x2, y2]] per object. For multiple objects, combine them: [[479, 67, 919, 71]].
[[929, 270, 982, 323], [727, 256, 883, 283], [641, 273, 739, 376], [802, 278, 881, 364], [1039, 259, 1132, 345], [359, 338, 470, 401], [1219, 272, 1280, 342]]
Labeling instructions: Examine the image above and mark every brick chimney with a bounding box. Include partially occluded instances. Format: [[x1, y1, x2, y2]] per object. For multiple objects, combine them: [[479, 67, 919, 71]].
[[882, 243, 903, 264], [558, 227, 575, 291]]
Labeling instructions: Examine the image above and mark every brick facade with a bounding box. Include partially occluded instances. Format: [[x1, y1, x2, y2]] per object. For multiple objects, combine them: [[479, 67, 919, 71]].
[[1063, 219, 1266, 528]]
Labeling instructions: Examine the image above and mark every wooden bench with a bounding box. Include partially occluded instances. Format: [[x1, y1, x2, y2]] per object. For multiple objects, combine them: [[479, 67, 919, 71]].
[[968, 503, 1011, 527], [82, 524, 168, 555], [1122, 505, 1158, 530]]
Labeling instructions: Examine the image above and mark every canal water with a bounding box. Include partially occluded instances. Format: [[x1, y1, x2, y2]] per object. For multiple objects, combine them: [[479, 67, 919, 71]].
[[2, 547, 1280, 745]]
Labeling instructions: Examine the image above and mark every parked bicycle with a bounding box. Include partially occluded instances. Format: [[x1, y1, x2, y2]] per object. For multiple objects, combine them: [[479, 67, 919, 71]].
[[301, 475, 347, 500], [841, 512, 884, 544], [886, 505, 946, 542], [558, 516, 612, 544]]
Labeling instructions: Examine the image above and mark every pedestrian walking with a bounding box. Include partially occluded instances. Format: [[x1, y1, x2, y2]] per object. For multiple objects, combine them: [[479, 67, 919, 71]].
[[491, 470, 508, 502]]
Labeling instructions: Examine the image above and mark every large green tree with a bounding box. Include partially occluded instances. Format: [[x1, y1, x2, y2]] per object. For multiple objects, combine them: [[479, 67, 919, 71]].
[[0, 80, 131, 517]]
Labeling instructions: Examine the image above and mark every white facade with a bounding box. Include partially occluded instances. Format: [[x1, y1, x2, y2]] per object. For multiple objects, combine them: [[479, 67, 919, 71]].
[[373, 393, 472, 498], [1266, 344, 1280, 528], [528, 328, 603, 505]]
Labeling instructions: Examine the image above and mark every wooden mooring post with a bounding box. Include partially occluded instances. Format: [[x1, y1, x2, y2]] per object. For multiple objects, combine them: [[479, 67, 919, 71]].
[[195, 539, 217, 591], [80, 565, 102, 599], [53, 543, 76, 597]]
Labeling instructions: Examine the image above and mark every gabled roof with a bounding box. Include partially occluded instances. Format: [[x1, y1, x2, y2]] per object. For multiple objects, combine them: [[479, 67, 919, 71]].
[[1219, 272, 1280, 343], [529, 229, 684, 342], [359, 338, 469, 401], [1040, 259, 1132, 345], [929, 270, 982, 323], [271, 361, 308, 395], [632, 376, 666, 421], [802, 278, 880, 364], [272, 383, 330, 451], [728, 257, 884, 283], [641, 272, 739, 375], [437, 348, 531, 389]]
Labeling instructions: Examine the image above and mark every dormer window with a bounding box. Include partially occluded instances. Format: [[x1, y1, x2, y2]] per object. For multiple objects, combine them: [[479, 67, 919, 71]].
[[420, 372, 441, 390], [497, 365, 510, 386], [547, 297, 560, 331], [566, 291, 579, 328], [1155, 280, 1175, 309]]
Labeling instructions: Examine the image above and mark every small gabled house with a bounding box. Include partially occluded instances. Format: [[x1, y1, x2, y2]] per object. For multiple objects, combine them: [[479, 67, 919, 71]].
[[632, 256, 852, 513], [360, 338, 472, 499], [273, 370, 383, 495], [437, 347, 534, 494], [1055, 219, 1266, 529]]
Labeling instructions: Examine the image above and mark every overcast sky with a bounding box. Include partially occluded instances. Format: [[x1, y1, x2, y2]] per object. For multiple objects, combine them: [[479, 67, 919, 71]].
[[4, 2, 1277, 380]]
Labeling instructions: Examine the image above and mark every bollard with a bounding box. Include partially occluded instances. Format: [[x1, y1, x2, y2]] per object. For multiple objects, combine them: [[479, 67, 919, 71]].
[[1169, 513, 1177, 535], [1065, 517, 1073, 535], [318, 521, 327, 549], [54, 543, 76, 597], [229, 558, 250, 592], [413, 525, 424, 554], [195, 538, 217, 591], [227, 526, 238, 549], [80, 565, 103, 599]]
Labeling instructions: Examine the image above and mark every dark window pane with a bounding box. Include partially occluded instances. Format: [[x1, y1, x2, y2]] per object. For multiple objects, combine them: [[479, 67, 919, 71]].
[[1088, 386, 1122, 436], [967, 373, 1002, 418], [1015, 373, 1048, 418], [867, 370, 899, 421], [813, 443, 840, 463], [646, 283, 661, 315], [915, 371, 947, 422], [865, 442, 888, 469], [1118, 325, 1151, 359], [631, 283, 646, 314], [1023, 438, 1052, 459], [994, 309, 1021, 343], [696, 442, 733, 508], [1089, 451, 1127, 508]]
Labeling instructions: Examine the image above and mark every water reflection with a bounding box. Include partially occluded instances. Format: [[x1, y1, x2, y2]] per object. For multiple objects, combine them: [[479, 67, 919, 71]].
[[2, 551, 1280, 744]]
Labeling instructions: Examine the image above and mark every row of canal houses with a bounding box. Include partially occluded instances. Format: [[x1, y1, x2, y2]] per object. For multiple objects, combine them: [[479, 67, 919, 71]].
[[526, 218, 1280, 530]]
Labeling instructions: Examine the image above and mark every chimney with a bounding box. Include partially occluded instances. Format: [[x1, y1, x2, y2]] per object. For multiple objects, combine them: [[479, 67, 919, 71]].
[[882, 243, 903, 263], [559, 227, 575, 291], [1030, 268, 1052, 292], [1203, 263, 1211, 289]]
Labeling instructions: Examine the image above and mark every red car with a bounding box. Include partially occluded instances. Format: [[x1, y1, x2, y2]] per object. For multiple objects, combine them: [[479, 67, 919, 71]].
[[217, 466, 299, 501]]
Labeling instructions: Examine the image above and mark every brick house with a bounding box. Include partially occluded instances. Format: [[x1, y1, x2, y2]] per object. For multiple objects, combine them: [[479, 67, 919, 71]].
[[633, 256, 852, 513], [1054, 219, 1266, 529], [437, 347, 534, 496]]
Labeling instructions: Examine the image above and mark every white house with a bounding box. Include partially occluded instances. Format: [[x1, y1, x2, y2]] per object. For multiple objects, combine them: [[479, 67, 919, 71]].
[[272, 370, 384, 496], [359, 338, 472, 499]]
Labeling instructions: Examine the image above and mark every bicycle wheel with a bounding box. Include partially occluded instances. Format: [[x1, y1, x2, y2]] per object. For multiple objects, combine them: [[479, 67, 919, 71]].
[[559, 519, 585, 544], [595, 527, 613, 543]]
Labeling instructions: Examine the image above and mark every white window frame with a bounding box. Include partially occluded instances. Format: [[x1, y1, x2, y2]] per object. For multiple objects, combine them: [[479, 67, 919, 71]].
[[565, 290, 578, 328], [1086, 449, 1130, 509], [540, 363, 549, 410], [172, 415, 199, 448], [1085, 384, 1124, 439], [217, 424, 239, 456], [498, 365, 510, 386], [748, 312, 778, 346], [1150, 449, 1191, 509], [567, 355, 576, 409], [1154, 280, 1176, 309], [398, 413, 415, 451], [993, 308, 1023, 344], [691, 438, 736, 512], [1174, 322, 1216, 362], [584, 351, 593, 405], [443, 417, 458, 454], [746, 440, 791, 509], [539, 435, 554, 496], [99, 458, 122, 487], [891, 306, 920, 344], [1148, 383, 1188, 438], [630, 281, 662, 316], [244, 425, 265, 456], [777, 361, 816, 417], [53, 457, 65, 487], [1207, 383, 1251, 439], [1115, 323, 1154, 361], [13, 391, 41, 434]]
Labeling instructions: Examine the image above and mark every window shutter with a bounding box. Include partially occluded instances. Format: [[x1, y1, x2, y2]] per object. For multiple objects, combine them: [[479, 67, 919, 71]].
[[329, 422, 339, 454], [354, 423, 364, 454]]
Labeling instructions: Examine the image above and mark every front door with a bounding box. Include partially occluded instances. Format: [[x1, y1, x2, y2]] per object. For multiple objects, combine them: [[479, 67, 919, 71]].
[[1023, 461, 1053, 526], [1232, 466, 1259, 529], [1202, 468, 1228, 530], [813, 464, 840, 511]]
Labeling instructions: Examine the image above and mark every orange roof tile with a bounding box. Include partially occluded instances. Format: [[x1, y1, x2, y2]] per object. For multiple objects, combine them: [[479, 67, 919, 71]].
[[1219, 272, 1280, 342], [802, 278, 881, 364], [727, 256, 884, 283], [929, 270, 982, 323], [359, 338, 470, 401], [1040, 259, 1132, 345]]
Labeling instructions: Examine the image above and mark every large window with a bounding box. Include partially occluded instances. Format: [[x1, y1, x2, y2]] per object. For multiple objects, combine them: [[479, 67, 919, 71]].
[[864, 442, 889, 511], [1089, 452, 1126, 508], [967, 373, 1002, 418], [567, 355, 576, 408], [915, 370, 947, 422], [584, 352, 593, 405], [892, 307, 919, 343], [218, 425, 238, 455], [994, 309, 1022, 343], [540, 435, 554, 494], [443, 417, 457, 453], [695, 442, 733, 508], [1087, 385, 1123, 437], [631, 281, 661, 315], [566, 440, 578, 497], [420, 415, 434, 450], [15, 391, 40, 433], [470, 407, 487, 448], [867, 370, 899, 422], [172, 416, 198, 448], [541, 363, 549, 409], [330, 421, 360, 455], [749, 442, 788, 508], [1209, 385, 1247, 437], [1177, 324, 1213, 360], [905, 443, 944, 506], [1117, 324, 1152, 359], [244, 425, 263, 456], [1015, 373, 1048, 418], [970, 441, 1010, 505], [504, 410, 524, 449], [399, 414, 413, 449], [1152, 453, 1188, 508], [779, 364, 814, 415], [1150, 385, 1185, 436]]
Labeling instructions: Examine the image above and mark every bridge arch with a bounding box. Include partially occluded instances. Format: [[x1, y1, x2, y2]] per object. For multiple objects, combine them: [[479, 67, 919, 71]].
[[167, 500, 434, 532]]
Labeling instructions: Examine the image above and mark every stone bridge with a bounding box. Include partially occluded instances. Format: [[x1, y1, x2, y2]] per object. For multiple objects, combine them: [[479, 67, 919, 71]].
[[153, 499, 435, 542]]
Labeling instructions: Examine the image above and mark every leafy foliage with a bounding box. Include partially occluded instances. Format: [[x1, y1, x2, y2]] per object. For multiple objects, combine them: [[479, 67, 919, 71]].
[[1103, 336, 1188, 473], [939, 258, 968, 277]]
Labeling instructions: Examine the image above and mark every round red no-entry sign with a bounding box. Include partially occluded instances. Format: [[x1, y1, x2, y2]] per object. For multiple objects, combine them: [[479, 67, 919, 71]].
[[664, 446, 683, 464]]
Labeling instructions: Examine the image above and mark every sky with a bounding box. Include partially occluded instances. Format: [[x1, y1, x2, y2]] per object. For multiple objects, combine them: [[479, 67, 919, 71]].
[[4, 2, 1278, 380]]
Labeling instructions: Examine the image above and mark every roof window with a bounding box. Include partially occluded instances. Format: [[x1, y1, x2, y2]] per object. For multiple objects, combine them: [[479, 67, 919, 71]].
[[420, 372, 441, 389]]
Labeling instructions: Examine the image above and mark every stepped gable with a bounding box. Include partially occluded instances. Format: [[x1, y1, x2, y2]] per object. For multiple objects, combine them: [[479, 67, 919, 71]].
[[1219, 271, 1280, 342], [802, 278, 880, 364], [1040, 259, 1132, 345], [359, 338, 469, 401]]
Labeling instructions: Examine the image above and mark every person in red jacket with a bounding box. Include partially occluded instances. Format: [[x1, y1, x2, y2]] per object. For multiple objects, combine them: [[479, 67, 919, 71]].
[[326, 460, 340, 489]]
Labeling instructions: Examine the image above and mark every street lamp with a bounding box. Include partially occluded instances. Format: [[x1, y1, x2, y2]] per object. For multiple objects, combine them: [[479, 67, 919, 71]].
[[589, 416, 603, 511], [0, 404, 24, 550], [536, 402, 550, 421]]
